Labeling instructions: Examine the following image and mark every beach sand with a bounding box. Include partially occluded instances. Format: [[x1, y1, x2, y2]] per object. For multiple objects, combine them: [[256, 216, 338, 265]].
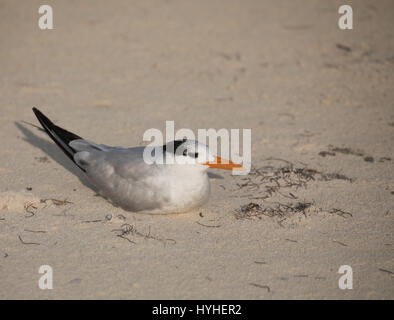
[[0, 0, 393, 299]]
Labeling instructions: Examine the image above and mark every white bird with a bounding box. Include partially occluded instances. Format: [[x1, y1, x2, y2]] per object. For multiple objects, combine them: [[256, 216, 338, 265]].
[[32, 108, 243, 214]]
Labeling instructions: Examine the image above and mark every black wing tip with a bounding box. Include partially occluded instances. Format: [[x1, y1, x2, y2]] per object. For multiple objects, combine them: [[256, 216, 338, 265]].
[[32, 107, 41, 116], [31, 107, 86, 172], [32, 107, 52, 130]]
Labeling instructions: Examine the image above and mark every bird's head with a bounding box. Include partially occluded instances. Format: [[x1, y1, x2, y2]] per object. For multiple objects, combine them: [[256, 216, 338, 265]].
[[163, 139, 244, 171]]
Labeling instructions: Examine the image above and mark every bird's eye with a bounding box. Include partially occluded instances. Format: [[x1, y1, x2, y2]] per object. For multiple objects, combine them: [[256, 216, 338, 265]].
[[183, 149, 188, 156], [190, 152, 199, 158]]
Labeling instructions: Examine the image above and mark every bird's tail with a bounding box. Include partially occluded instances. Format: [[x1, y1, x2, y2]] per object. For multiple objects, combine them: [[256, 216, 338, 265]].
[[32, 107, 86, 172]]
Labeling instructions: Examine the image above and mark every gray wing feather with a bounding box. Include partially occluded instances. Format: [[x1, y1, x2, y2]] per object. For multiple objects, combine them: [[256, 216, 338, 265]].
[[69, 141, 170, 211]]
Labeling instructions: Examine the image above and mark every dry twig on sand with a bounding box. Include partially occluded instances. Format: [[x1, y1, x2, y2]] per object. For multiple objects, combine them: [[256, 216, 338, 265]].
[[18, 235, 40, 245], [249, 283, 271, 292], [111, 223, 176, 246]]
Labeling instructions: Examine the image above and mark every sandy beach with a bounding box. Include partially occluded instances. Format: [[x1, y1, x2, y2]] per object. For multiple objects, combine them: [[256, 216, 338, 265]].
[[0, 0, 393, 299]]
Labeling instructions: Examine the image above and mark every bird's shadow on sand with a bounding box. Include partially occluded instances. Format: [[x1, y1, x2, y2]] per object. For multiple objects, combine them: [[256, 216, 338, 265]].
[[15, 122, 97, 192], [207, 172, 224, 179]]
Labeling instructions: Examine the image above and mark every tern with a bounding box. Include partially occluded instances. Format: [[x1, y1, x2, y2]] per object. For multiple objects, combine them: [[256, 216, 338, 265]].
[[32, 108, 243, 214]]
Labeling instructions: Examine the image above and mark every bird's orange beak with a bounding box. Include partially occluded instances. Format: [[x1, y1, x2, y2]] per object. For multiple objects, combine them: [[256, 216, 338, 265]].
[[203, 156, 244, 171]]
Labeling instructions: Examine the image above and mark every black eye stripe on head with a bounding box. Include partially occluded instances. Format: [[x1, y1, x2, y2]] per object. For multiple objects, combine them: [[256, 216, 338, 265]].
[[163, 140, 187, 154]]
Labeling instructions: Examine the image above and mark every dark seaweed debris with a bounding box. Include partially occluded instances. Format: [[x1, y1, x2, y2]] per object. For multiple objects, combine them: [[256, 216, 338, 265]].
[[232, 158, 353, 224], [235, 201, 352, 224], [234, 201, 313, 221], [233, 158, 353, 199], [318, 151, 336, 157], [336, 43, 352, 52], [319, 145, 390, 164], [363, 156, 374, 163], [329, 146, 364, 156]]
